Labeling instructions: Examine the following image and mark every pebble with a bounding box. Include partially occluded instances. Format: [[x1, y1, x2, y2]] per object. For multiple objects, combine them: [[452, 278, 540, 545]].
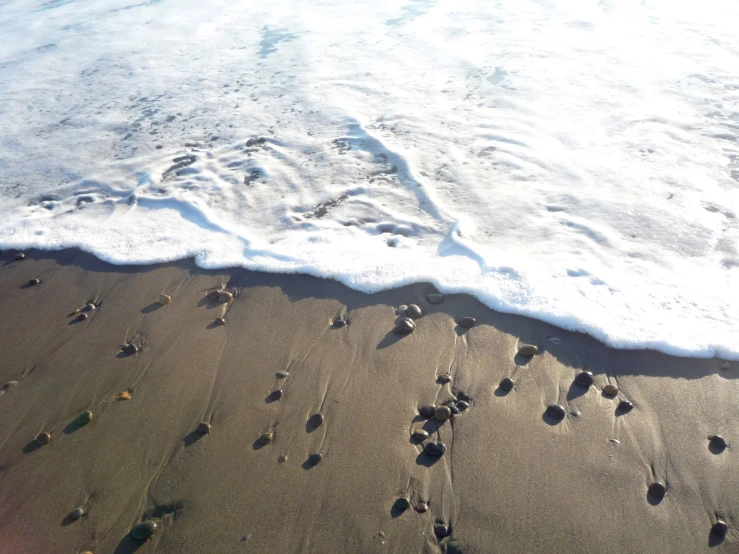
[[394, 317, 416, 334], [618, 400, 634, 413], [27, 278, 40, 287], [116, 391, 131, 400], [197, 422, 211, 434], [333, 318, 347, 327], [77, 411, 93, 425], [437, 373, 451, 384], [122, 343, 138, 355], [603, 384, 618, 396], [309, 413, 324, 428], [131, 521, 158, 541], [158, 294, 171, 305], [448, 404, 460, 415], [427, 293, 444, 304], [710, 435, 728, 451], [15, 252, 25, 260], [276, 371, 289, 379], [269, 389, 283, 401], [258, 432, 273, 445], [500, 377, 514, 391], [457, 400, 469, 410], [459, 316, 475, 328], [414, 502, 429, 513], [457, 391, 471, 402], [82, 303, 96, 312], [214, 317, 226, 326], [419, 404, 436, 417], [434, 523, 449, 539], [36, 432, 51, 445], [712, 520, 728, 537], [277, 454, 288, 463], [574, 371, 594, 387], [648, 482, 666, 499], [518, 343, 538, 356], [70, 507, 85, 520], [406, 304, 422, 319], [218, 291, 233, 303], [397, 304, 408, 315], [395, 497, 411, 511], [78, 313, 88, 321], [308, 452, 323, 465], [413, 429, 429, 440], [546, 404, 566, 421], [208, 290, 221, 301], [434, 406, 452, 420], [424, 442, 446, 457]]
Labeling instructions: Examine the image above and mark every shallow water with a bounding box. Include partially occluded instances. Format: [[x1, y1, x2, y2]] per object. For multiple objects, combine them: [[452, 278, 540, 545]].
[[1, 0, 738, 357]]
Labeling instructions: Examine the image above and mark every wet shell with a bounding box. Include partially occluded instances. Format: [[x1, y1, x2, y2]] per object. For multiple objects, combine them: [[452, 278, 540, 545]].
[[77, 411, 93, 425], [394, 317, 416, 334], [518, 343, 538, 356], [603, 384, 618, 396], [499, 377, 514, 392], [459, 316, 475, 328], [36, 432, 51, 445], [574, 371, 594, 387], [131, 520, 158, 541], [406, 304, 422, 319]]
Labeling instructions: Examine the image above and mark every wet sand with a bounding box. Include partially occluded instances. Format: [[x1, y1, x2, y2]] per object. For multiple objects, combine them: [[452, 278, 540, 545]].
[[0, 249, 736, 553]]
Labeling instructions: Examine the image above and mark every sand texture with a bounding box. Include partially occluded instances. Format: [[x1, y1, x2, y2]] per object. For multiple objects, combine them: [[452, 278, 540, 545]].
[[0, 250, 736, 553]]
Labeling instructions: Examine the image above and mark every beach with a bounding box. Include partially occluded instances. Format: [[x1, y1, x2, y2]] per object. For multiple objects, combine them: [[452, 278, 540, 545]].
[[0, 248, 735, 553]]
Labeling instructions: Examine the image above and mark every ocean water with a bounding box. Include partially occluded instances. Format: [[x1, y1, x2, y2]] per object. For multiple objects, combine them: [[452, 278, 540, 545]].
[[1, 0, 738, 358]]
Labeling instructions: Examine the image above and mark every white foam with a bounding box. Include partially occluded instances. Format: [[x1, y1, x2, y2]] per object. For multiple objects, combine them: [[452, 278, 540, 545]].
[[1, 0, 738, 358]]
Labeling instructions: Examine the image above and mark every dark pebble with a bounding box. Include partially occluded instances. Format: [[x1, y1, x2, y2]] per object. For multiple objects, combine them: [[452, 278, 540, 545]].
[[122, 343, 138, 355], [448, 404, 460, 415], [309, 413, 324, 427], [575, 371, 594, 387], [36, 432, 51, 445], [434, 523, 449, 539], [15, 252, 25, 260], [79, 313, 88, 321], [70, 507, 85, 520], [546, 404, 566, 421], [197, 422, 211, 434], [434, 406, 452, 420], [276, 371, 289, 379], [427, 293, 444, 304], [394, 317, 416, 334], [207, 290, 221, 301], [459, 316, 475, 328], [131, 520, 158, 541], [424, 441, 446, 457], [333, 318, 347, 327], [215, 317, 226, 326], [457, 391, 471, 402], [414, 502, 428, 513], [518, 343, 539, 356], [500, 377, 514, 391], [77, 411, 93, 425], [648, 482, 666, 499], [258, 432, 273, 445], [308, 452, 323, 465], [82, 303, 96, 312], [28, 278, 40, 286], [457, 400, 469, 410], [395, 497, 411, 511], [710, 435, 728, 451], [419, 404, 436, 417], [437, 373, 451, 384], [406, 304, 422, 319], [618, 400, 634, 413], [269, 389, 283, 401], [712, 520, 728, 537]]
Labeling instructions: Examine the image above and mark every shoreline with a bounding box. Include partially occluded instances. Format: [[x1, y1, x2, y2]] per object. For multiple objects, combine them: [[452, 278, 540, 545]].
[[0, 248, 736, 553]]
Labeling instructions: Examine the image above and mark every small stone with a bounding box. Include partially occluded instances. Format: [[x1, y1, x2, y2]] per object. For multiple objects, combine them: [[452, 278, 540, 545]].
[[437, 373, 451, 384], [131, 520, 158, 541], [413, 429, 429, 440], [77, 411, 93, 425], [158, 294, 171, 305], [648, 482, 666, 499], [258, 432, 273, 445], [215, 317, 226, 326], [427, 293, 444, 304], [116, 391, 131, 400], [308, 452, 323, 465], [618, 400, 634, 413], [448, 404, 460, 415], [395, 497, 411, 511], [70, 507, 85, 520], [518, 343, 538, 356], [546, 404, 566, 421], [406, 304, 422, 319], [197, 422, 211, 434], [218, 291, 233, 303], [28, 278, 40, 286], [15, 252, 25, 260], [424, 441, 446, 457], [82, 303, 96, 312], [434, 523, 449, 539], [122, 343, 138, 355], [434, 406, 452, 420], [457, 400, 469, 410], [603, 384, 618, 396], [394, 317, 416, 334], [269, 389, 283, 401], [574, 371, 594, 387], [36, 432, 51, 445], [414, 502, 428, 513], [459, 316, 475, 328], [712, 520, 728, 537], [420, 404, 436, 417], [78, 313, 88, 321], [500, 377, 514, 391], [710, 435, 728, 451], [309, 413, 324, 427], [276, 371, 289, 379], [333, 318, 347, 327], [397, 304, 408, 315], [277, 454, 288, 463]]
